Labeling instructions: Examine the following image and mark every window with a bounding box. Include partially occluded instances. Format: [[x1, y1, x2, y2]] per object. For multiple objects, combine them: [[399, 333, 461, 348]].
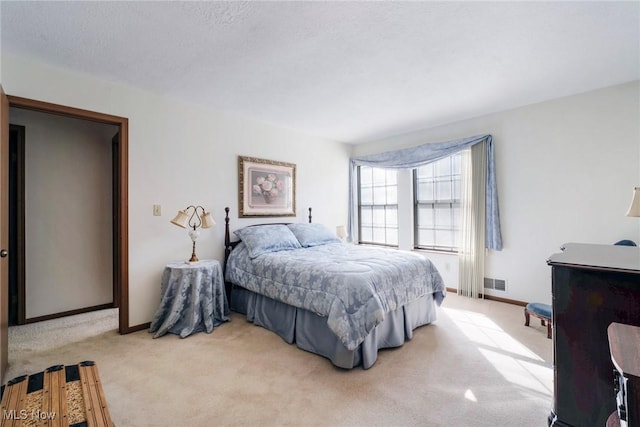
[[357, 166, 398, 246], [414, 152, 462, 251]]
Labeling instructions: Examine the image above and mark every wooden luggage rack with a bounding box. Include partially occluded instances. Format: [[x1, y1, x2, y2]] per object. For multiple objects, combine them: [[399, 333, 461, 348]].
[[0, 361, 113, 427]]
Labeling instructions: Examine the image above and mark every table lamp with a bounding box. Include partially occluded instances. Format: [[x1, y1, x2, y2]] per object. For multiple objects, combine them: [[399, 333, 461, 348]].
[[626, 186, 640, 217], [336, 225, 347, 242], [171, 205, 216, 263]]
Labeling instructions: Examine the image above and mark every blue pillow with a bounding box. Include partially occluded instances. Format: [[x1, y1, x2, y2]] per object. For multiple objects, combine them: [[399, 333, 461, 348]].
[[287, 223, 341, 247], [234, 224, 301, 258]]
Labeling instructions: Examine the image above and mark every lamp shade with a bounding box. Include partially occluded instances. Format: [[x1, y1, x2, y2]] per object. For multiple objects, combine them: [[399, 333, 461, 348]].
[[626, 186, 640, 217], [170, 210, 190, 228], [336, 225, 347, 239], [200, 211, 216, 229]]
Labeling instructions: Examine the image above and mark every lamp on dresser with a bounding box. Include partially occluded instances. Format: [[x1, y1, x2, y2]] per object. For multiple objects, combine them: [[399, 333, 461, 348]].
[[171, 205, 216, 263], [627, 186, 640, 217]]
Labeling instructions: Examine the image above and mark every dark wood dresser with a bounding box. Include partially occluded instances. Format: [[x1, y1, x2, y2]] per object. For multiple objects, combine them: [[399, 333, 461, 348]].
[[547, 243, 640, 427]]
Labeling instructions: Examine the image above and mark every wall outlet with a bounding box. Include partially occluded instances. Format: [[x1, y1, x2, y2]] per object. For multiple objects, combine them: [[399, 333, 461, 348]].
[[153, 204, 161, 216]]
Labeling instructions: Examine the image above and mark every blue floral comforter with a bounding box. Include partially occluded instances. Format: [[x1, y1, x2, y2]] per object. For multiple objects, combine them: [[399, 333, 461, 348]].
[[225, 242, 446, 350]]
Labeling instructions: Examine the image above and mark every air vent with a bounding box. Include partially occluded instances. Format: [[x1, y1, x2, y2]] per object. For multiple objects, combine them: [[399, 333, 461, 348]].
[[483, 278, 507, 292], [494, 279, 506, 291]]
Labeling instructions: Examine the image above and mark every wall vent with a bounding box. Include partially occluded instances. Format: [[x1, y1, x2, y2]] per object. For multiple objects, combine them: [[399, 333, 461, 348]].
[[483, 278, 507, 292], [494, 279, 506, 291]]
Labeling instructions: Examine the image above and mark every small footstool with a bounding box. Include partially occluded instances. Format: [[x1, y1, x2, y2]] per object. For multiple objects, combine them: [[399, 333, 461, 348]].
[[524, 302, 552, 339]]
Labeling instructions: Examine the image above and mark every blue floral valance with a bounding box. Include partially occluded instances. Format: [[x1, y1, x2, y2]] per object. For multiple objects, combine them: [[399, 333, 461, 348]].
[[349, 134, 502, 251]]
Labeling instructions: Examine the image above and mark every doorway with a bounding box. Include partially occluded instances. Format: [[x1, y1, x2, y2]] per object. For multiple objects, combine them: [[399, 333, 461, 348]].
[[8, 112, 119, 324], [5, 95, 130, 334]]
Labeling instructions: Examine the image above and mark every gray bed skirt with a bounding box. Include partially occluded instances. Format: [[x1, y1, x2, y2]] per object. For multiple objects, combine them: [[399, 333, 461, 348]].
[[230, 287, 439, 369]]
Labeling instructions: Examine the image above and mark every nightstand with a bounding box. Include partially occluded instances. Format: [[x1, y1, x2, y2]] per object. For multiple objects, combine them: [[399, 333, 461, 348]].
[[149, 259, 229, 338]]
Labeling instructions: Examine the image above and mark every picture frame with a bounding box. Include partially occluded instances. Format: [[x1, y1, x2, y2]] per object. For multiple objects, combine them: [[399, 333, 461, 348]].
[[238, 156, 296, 217]]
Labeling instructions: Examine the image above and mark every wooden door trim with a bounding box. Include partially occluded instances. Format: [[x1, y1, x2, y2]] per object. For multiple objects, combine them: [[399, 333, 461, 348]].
[[111, 134, 120, 309], [1, 86, 9, 379], [7, 96, 126, 125], [7, 95, 132, 334]]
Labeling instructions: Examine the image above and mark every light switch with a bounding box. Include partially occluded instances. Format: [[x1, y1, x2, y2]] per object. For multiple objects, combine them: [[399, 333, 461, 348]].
[[153, 204, 161, 216]]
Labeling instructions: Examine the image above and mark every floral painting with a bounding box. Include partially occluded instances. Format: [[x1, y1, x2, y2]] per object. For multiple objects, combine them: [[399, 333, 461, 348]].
[[238, 156, 296, 217]]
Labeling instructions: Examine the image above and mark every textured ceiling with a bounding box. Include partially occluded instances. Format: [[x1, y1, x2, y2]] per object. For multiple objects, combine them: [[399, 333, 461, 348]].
[[2, 1, 639, 144]]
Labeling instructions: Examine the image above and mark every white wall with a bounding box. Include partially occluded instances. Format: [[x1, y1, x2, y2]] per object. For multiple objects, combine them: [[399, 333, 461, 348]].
[[9, 109, 117, 318], [1, 53, 351, 326], [353, 81, 640, 304]]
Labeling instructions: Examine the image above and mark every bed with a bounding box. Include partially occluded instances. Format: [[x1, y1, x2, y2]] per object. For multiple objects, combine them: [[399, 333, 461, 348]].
[[223, 207, 446, 369]]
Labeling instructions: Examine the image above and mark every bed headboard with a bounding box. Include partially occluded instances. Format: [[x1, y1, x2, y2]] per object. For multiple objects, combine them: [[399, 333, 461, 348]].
[[223, 206, 312, 274]]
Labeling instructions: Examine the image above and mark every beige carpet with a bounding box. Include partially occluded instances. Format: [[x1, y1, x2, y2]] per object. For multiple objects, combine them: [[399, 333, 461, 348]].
[[5, 293, 552, 427]]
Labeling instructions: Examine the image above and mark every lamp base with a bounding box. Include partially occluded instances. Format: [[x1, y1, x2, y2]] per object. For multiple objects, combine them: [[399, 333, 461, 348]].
[[188, 240, 199, 263]]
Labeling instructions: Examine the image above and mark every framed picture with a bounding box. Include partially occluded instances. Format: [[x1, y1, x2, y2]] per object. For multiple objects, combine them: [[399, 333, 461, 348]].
[[238, 156, 296, 217]]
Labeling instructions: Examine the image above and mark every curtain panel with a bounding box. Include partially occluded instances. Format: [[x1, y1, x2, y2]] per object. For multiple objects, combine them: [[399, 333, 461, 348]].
[[348, 134, 502, 251], [458, 142, 487, 298]]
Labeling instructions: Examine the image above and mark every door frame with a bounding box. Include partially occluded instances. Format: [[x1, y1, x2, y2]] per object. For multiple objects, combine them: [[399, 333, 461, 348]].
[[6, 95, 131, 334], [1, 86, 9, 380]]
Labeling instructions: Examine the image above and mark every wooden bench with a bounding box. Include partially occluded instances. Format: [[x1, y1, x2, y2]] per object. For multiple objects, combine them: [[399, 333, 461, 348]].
[[0, 361, 113, 427], [524, 302, 552, 339]]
